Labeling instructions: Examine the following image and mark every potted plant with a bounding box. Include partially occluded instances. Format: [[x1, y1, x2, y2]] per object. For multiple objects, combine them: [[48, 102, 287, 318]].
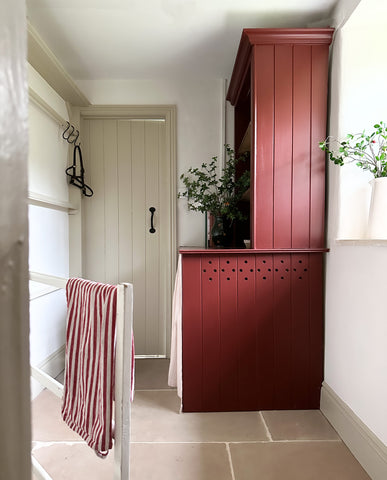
[[178, 145, 250, 247], [319, 121, 387, 238]]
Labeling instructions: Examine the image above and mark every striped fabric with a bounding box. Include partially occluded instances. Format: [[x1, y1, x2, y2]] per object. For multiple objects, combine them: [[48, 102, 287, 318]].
[[61, 278, 117, 457]]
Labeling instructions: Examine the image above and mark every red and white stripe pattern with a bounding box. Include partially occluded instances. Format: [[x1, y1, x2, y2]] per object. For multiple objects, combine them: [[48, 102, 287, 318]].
[[61, 278, 117, 457]]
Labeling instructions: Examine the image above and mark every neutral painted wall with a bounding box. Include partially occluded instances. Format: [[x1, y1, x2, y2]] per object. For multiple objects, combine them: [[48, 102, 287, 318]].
[[76, 77, 227, 248], [325, 0, 387, 445]]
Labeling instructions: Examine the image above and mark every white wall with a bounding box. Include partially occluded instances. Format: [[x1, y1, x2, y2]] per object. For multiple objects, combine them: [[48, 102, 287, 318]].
[[76, 77, 226, 248], [325, 0, 387, 445]]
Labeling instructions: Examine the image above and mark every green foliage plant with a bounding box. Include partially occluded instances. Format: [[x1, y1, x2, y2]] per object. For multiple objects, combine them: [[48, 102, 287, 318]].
[[319, 121, 387, 178], [178, 145, 250, 222]]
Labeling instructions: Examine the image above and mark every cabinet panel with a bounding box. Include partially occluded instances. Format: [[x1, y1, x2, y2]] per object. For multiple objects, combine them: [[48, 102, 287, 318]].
[[219, 257, 238, 410], [201, 256, 221, 411], [290, 254, 311, 407], [237, 255, 257, 409], [272, 255, 292, 407], [310, 45, 330, 248], [181, 253, 324, 412], [273, 46, 293, 248], [181, 256, 203, 412], [253, 45, 275, 248], [292, 46, 312, 248], [256, 255, 275, 408]]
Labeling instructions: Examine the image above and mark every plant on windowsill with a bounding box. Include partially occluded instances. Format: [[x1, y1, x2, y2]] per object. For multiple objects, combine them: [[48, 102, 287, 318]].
[[319, 121, 387, 239], [178, 145, 250, 248], [319, 121, 387, 178]]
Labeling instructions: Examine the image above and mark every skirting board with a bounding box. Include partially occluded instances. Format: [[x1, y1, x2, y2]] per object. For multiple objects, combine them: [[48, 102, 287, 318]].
[[321, 382, 387, 480], [31, 345, 65, 400]]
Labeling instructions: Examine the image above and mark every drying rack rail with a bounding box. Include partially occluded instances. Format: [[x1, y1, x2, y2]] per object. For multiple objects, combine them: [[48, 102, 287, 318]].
[[30, 272, 133, 480]]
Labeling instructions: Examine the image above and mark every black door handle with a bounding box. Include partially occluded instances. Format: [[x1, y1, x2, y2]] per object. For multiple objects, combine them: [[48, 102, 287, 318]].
[[149, 207, 156, 233]]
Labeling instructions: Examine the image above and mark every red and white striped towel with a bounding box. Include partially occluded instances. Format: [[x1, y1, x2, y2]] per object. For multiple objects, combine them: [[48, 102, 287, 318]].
[[61, 278, 117, 457]]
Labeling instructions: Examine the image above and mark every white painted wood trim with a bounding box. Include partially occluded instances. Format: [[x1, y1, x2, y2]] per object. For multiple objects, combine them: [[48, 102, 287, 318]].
[[29, 271, 68, 289], [114, 283, 133, 480], [79, 104, 175, 119], [29, 87, 68, 127], [321, 382, 387, 480], [134, 355, 167, 359], [32, 456, 53, 480], [165, 105, 177, 357], [29, 283, 60, 301], [27, 21, 90, 107], [28, 191, 78, 213], [30, 345, 65, 400], [66, 104, 84, 278], [335, 239, 387, 246], [31, 366, 64, 399]]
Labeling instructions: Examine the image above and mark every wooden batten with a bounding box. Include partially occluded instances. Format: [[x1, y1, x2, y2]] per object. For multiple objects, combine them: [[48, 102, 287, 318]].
[[27, 21, 90, 107]]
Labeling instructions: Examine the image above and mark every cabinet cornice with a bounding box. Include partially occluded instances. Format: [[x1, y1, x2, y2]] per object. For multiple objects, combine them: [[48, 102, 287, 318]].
[[227, 28, 334, 106]]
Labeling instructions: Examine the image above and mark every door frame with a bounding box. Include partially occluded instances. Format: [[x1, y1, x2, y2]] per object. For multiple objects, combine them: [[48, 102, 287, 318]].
[[79, 104, 177, 357]]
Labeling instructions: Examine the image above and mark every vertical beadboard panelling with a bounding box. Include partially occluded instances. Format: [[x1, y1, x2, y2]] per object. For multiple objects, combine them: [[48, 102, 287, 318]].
[[219, 255, 238, 411], [291, 254, 311, 408], [145, 121, 161, 354], [292, 45, 312, 248], [103, 120, 119, 284], [85, 119, 106, 282], [310, 45, 329, 248], [81, 118, 90, 277], [273, 254, 293, 408], [131, 121, 147, 354], [273, 45, 293, 248], [201, 256, 221, 411], [237, 255, 257, 410], [182, 256, 203, 412], [309, 253, 324, 407], [117, 121, 133, 285], [158, 122, 169, 353], [181, 251, 324, 411], [255, 254, 275, 409], [253, 45, 275, 248]]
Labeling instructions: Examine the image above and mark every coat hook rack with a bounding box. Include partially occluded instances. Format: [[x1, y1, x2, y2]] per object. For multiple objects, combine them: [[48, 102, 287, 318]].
[[62, 121, 80, 146]]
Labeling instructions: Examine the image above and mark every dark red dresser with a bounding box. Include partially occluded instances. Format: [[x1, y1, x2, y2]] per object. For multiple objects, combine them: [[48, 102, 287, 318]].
[[181, 28, 334, 412]]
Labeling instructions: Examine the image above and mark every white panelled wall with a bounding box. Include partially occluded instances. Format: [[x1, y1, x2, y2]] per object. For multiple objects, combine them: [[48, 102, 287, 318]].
[[28, 64, 72, 398]]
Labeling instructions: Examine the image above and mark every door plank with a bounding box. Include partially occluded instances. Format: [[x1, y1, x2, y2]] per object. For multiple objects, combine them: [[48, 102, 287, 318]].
[[145, 121, 161, 355], [131, 121, 147, 354], [117, 121, 134, 285], [104, 120, 119, 285]]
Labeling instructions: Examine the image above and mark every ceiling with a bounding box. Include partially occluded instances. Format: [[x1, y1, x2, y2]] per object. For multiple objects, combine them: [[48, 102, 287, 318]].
[[26, 0, 339, 81]]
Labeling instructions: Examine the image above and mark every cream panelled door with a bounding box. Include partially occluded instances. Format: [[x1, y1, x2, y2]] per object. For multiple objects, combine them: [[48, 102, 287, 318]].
[[81, 117, 173, 357]]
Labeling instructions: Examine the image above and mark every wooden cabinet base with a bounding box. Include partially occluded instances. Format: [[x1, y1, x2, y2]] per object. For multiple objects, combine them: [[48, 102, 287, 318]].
[[181, 251, 324, 413]]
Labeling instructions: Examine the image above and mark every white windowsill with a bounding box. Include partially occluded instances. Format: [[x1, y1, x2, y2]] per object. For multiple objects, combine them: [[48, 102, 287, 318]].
[[335, 238, 387, 246]]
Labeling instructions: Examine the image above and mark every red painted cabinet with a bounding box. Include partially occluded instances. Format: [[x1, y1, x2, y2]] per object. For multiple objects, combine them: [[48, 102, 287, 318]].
[[181, 28, 334, 412], [182, 250, 324, 412]]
